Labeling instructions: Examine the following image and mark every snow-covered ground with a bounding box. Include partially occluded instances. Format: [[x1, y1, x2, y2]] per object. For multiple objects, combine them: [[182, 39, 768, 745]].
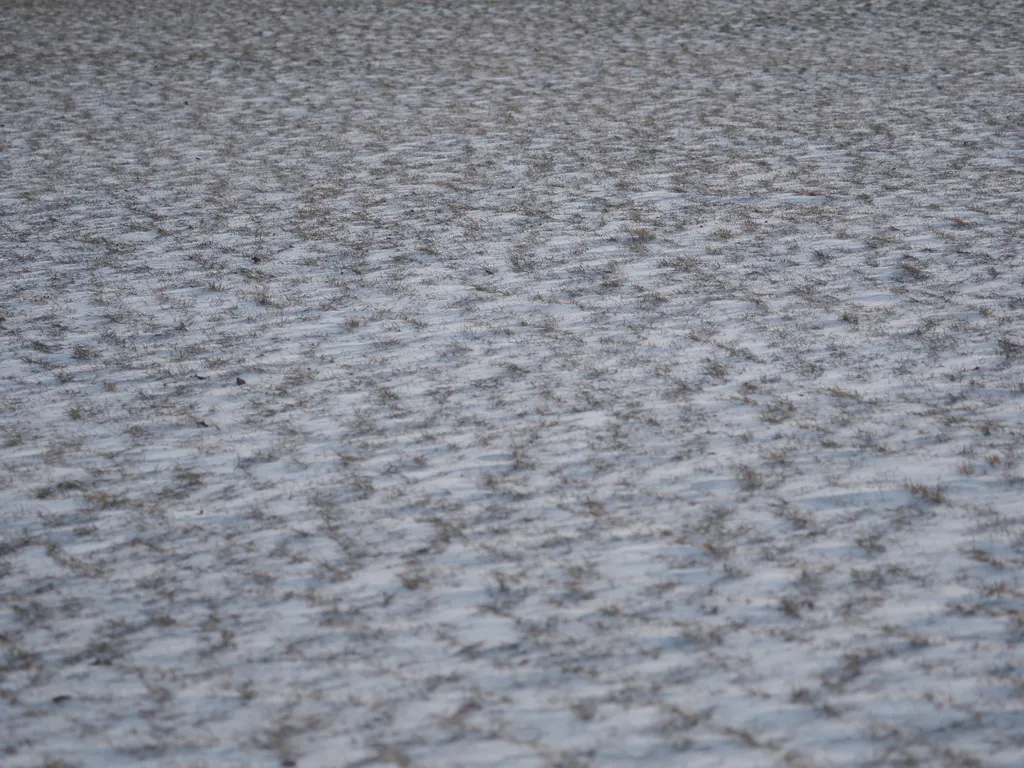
[[2, 1, 1023, 766]]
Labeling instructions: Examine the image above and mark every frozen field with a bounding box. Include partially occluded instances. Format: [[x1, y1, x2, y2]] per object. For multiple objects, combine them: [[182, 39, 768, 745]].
[[2, 1, 1023, 766]]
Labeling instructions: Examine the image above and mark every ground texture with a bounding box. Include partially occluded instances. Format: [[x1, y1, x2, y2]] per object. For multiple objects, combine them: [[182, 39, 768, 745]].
[[2, 1, 1024, 766]]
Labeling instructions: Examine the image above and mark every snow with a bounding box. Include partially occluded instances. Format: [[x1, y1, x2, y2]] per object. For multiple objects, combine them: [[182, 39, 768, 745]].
[[2, 0, 1024, 766]]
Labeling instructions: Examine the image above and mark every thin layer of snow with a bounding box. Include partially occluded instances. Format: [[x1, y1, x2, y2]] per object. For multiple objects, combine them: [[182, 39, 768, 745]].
[[2, 1, 1024, 767]]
